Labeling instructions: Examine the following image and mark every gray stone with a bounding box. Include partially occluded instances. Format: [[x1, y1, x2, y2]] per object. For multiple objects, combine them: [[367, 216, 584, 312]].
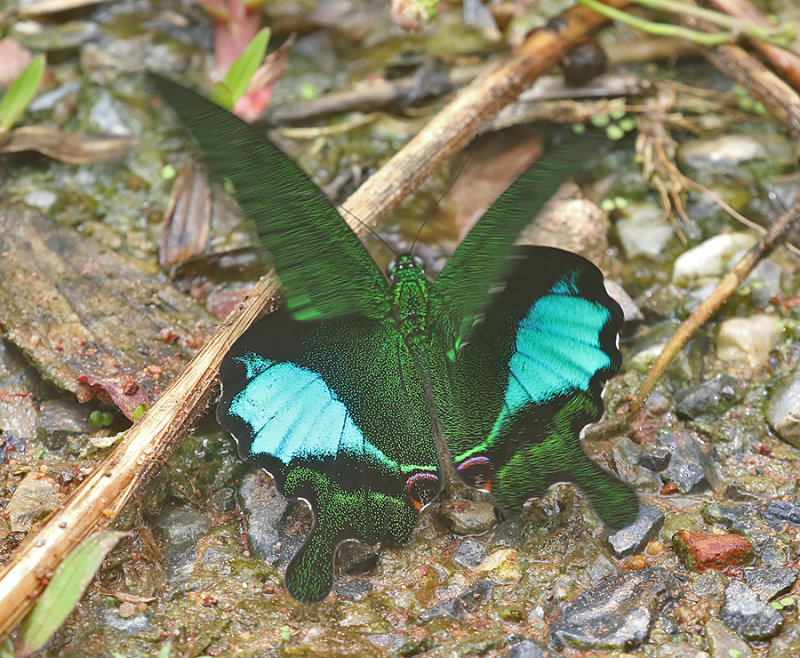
[[23, 190, 57, 211], [6, 472, 61, 532], [238, 471, 307, 570], [639, 446, 671, 472], [675, 375, 738, 420], [454, 538, 488, 569], [418, 579, 494, 621], [764, 500, 800, 529], [336, 540, 379, 575], [503, 638, 559, 657], [672, 232, 757, 287], [604, 504, 665, 558], [731, 513, 774, 552], [705, 618, 752, 658], [744, 568, 798, 602], [768, 622, 800, 656], [760, 537, 790, 568], [333, 577, 372, 600], [745, 259, 783, 305], [657, 431, 717, 494], [702, 503, 751, 529], [549, 567, 681, 651], [0, 389, 39, 440], [720, 580, 783, 641], [605, 280, 643, 323], [439, 497, 497, 535], [36, 399, 93, 449], [616, 202, 674, 259], [677, 133, 795, 185], [767, 372, 800, 449], [89, 92, 133, 136], [692, 570, 728, 598]]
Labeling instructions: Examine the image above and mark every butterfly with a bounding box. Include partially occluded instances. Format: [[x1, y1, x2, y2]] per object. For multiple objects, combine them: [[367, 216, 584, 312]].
[[151, 74, 639, 603]]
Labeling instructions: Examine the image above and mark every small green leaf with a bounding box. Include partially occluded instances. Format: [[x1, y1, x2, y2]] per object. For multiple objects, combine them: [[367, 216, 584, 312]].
[[89, 410, 114, 427], [571, 122, 586, 134], [17, 531, 127, 655], [619, 117, 636, 132], [299, 81, 318, 100], [728, 649, 741, 658], [606, 124, 624, 140], [610, 108, 626, 120], [157, 642, 172, 658], [133, 403, 148, 422], [779, 596, 795, 607], [590, 114, 610, 127], [613, 196, 629, 209], [210, 27, 271, 109], [0, 637, 15, 658], [161, 163, 177, 180], [281, 625, 291, 641], [0, 54, 45, 135], [600, 198, 616, 212]]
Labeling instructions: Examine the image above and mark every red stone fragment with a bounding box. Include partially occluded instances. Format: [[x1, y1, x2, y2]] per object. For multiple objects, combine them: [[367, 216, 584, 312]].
[[672, 530, 754, 573]]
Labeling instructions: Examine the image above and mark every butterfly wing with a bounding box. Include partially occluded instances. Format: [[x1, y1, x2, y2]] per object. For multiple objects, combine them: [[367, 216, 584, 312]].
[[217, 310, 440, 602], [442, 247, 638, 528], [433, 137, 599, 353], [150, 74, 391, 321]]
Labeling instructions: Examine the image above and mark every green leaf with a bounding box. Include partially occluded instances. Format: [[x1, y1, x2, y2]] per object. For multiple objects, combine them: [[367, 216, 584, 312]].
[[157, 642, 172, 658], [0, 637, 15, 658], [209, 27, 271, 110], [17, 530, 127, 655], [0, 54, 45, 135]]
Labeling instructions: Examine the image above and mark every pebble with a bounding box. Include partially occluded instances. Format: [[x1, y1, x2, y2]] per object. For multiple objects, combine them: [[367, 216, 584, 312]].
[[549, 567, 680, 651], [333, 577, 372, 601], [719, 580, 783, 641], [604, 504, 665, 559], [36, 399, 93, 450], [677, 133, 795, 186], [417, 579, 494, 621], [717, 314, 784, 370], [503, 638, 559, 657], [655, 642, 709, 658], [6, 472, 61, 532], [672, 232, 757, 287], [675, 374, 737, 420], [767, 372, 800, 449], [768, 622, 800, 656], [639, 446, 671, 472], [672, 530, 754, 573], [704, 617, 752, 658], [476, 548, 521, 584], [743, 567, 798, 602], [656, 431, 717, 494], [615, 202, 674, 259], [438, 498, 497, 535], [763, 500, 800, 529], [23, 190, 57, 211], [605, 280, 644, 323], [454, 538, 488, 569], [238, 471, 307, 570]]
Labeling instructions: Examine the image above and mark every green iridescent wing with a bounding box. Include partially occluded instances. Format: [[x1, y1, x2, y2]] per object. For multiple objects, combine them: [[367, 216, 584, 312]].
[[218, 310, 440, 602], [432, 139, 598, 353], [150, 74, 390, 321], [440, 246, 638, 527]]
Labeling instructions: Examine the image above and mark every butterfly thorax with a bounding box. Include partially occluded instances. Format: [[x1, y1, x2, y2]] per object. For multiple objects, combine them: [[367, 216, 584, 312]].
[[387, 254, 432, 352]]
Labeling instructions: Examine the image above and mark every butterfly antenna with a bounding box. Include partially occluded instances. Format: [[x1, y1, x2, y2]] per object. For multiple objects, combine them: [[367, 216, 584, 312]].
[[409, 150, 471, 255], [336, 199, 399, 257]]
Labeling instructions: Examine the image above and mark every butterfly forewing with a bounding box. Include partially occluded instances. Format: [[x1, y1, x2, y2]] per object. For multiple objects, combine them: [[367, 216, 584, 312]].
[[151, 74, 391, 322], [441, 247, 638, 528], [217, 310, 440, 602]]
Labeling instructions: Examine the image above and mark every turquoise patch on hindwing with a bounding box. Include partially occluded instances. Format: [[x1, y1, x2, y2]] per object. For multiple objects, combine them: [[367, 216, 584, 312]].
[[229, 352, 396, 470], [493, 277, 612, 440]]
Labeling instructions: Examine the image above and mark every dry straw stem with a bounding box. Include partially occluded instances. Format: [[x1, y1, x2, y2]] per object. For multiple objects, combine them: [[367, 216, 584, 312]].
[[0, 0, 630, 639]]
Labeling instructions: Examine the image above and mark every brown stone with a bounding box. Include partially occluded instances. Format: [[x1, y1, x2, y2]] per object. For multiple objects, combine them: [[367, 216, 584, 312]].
[[672, 530, 755, 572]]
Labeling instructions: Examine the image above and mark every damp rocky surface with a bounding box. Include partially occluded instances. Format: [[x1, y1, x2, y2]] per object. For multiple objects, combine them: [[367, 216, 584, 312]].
[[1, 0, 800, 656]]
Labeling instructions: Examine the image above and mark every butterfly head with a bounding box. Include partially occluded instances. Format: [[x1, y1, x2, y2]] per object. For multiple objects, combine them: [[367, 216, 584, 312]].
[[387, 254, 425, 282]]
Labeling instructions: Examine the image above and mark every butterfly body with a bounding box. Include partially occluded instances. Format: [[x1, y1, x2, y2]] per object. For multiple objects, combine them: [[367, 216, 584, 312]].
[[152, 73, 640, 603]]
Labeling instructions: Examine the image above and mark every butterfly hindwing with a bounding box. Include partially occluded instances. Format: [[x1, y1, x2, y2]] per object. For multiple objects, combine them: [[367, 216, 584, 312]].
[[217, 310, 440, 602], [150, 74, 391, 322], [442, 247, 638, 528]]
